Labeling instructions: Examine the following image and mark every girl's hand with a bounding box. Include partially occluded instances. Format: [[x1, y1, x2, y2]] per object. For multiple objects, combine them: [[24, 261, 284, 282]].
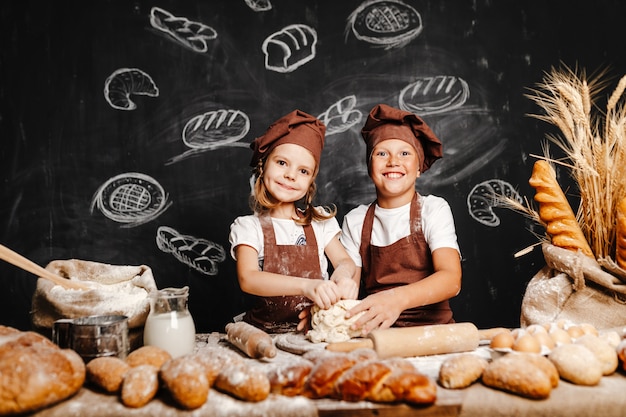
[[346, 288, 403, 335], [334, 276, 358, 300], [303, 279, 340, 310], [296, 308, 310, 332]]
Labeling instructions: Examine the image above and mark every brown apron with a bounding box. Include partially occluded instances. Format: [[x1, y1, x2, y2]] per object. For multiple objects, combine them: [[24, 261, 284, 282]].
[[243, 214, 323, 333], [359, 193, 453, 326]]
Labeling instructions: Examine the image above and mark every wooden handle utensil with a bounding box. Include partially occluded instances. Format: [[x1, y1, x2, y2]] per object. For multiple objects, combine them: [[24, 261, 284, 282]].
[[326, 322, 480, 358], [0, 243, 88, 290]]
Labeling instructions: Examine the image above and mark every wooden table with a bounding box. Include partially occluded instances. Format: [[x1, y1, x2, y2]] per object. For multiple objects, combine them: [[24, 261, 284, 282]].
[[29, 332, 626, 417]]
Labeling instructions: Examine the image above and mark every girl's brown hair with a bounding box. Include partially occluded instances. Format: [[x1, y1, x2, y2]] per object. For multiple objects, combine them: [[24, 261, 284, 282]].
[[249, 158, 336, 225]]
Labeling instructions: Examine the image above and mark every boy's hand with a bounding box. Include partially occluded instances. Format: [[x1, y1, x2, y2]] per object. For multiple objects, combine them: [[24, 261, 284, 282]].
[[345, 288, 403, 335], [334, 276, 358, 300]]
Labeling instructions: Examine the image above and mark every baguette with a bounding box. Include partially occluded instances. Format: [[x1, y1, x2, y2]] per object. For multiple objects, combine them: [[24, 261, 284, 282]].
[[528, 160, 593, 257], [617, 196, 626, 269], [225, 321, 277, 359]]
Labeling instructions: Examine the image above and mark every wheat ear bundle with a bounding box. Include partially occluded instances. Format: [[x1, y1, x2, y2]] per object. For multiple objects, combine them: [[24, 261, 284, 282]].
[[524, 66, 626, 260]]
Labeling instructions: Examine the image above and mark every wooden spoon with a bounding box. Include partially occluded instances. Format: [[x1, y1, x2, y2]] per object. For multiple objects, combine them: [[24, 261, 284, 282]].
[[0, 244, 89, 290]]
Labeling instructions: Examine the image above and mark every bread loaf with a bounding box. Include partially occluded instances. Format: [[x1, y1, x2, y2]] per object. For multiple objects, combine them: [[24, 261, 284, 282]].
[[86, 356, 130, 392], [574, 334, 618, 375], [214, 361, 271, 402], [616, 196, 626, 269], [160, 356, 210, 409], [121, 364, 159, 408], [335, 359, 436, 404], [482, 353, 553, 399], [191, 345, 244, 386], [0, 326, 86, 415], [298, 351, 436, 405], [548, 343, 602, 385], [528, 160, 593, 257], [225, 321, 276, 359], [267, 359, 314, 396], [438, 354, 488, 389], [125, 345, 172, 368]]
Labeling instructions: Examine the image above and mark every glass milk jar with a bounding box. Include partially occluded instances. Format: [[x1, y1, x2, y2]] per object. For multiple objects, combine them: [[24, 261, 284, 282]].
[[143, 286, 196, 358]]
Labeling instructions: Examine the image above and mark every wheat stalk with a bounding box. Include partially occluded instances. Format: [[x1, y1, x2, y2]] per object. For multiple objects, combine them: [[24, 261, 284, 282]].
[[524, 65, 626, 260]]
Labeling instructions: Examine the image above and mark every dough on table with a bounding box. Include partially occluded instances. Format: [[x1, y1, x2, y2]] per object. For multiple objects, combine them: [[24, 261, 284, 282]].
[[307, 299, 364, 343]]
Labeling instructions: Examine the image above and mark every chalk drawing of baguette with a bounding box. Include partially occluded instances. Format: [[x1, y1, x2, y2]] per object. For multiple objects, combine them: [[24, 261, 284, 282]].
[[399, 75, 469, 116], [318, 95, 363, 136], [150, 7, 217, 53]]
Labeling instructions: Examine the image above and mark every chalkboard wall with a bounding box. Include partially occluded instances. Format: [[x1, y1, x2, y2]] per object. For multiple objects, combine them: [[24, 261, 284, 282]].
[[2, 0, 625, 332]]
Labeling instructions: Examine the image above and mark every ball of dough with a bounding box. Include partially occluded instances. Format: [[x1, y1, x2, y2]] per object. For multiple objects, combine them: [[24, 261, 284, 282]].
[[307, 300, 364, 343]]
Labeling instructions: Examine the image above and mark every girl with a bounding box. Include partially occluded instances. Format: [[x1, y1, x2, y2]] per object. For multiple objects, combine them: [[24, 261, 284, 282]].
[[229, 109, 357, 333], [341, 104, 462, 334]]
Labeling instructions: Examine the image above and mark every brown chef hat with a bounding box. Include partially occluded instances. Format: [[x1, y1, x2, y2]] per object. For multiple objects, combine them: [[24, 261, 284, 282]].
[[250, 109, 326, 167], [361, 104, 443, 173]]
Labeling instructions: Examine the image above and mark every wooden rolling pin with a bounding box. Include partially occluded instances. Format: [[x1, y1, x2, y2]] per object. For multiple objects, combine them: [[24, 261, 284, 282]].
[[326, 322, 479, 358]]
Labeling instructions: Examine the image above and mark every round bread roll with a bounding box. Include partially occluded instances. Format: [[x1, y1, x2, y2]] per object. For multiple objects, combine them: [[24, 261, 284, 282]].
[[548, 344, 602, 385], [482, 353, 552, 399], [126, 345, 172, 368], [86, 356, 130, 392], [574, 334, 618, 375]]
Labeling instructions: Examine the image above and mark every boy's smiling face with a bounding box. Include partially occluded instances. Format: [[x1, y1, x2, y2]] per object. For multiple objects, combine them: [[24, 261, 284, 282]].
[[369, 138, 421, 208]]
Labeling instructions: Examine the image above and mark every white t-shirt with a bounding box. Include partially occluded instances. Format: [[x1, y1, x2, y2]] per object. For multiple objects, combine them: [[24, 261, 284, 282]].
[[229, 210, 341, 280], [341, 195, 461, 268]]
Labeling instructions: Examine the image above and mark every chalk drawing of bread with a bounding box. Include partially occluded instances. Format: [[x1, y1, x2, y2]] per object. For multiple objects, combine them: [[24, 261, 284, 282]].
[[262, 24, 317, 73], [347, 0, 422, 49], [150, 7, 217, 53], [182, 109, 250, 149], [104, 68, 159, 111], [399, 75, 469, 116], [245, 0, 272, 12], [156, 226, 226, 276], [318, 95, 363, 136], [90, 172, 172, 227], [467, 179, 522, 227]]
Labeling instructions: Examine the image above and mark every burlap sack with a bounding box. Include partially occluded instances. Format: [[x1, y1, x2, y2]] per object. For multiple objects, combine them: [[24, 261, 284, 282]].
[[520, 243, 626, 330], [31, 259, 158, 332]]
